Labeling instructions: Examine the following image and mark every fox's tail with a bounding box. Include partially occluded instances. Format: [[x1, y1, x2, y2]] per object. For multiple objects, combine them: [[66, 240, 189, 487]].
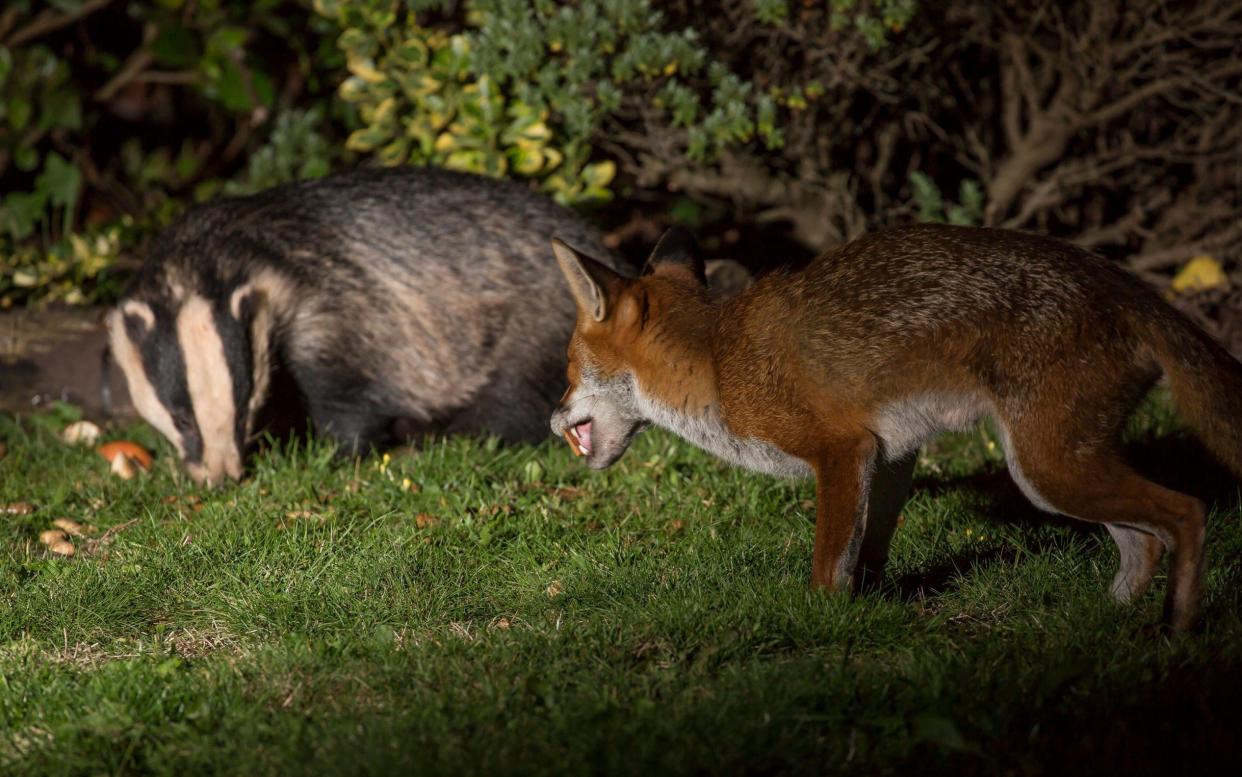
[[1141, 304, 1242, 479]]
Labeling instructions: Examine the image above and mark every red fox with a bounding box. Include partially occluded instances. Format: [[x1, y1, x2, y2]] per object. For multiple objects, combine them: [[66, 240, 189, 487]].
[[549, 224, 1242, 631]]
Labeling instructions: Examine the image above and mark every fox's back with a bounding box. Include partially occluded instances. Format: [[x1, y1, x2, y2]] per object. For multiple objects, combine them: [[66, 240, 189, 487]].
[[723, 224, 1164, 409]]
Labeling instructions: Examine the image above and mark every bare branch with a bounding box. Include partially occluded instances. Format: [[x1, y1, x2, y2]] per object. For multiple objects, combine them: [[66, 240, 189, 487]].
[[3, 0, 114, 47]]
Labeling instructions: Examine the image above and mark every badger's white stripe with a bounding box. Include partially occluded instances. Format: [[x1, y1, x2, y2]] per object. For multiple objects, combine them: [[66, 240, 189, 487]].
[[176, 294, 241, 482], [106, 306, 185, 457]]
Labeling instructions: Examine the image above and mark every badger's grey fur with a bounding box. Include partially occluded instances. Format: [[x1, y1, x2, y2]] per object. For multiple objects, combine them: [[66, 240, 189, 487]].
[[107, 166, 622, 484]]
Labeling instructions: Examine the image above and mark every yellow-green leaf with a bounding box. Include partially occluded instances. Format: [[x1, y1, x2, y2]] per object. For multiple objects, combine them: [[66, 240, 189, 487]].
[[434, 132, 456, 153], [580, 160, 616, 189], [1171, 255, 1229, 295], [346, 55, 388, 85]]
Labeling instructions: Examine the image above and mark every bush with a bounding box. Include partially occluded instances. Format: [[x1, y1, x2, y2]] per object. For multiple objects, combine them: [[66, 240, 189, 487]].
[[0, 0, 343, 306], [2, 0, 1237, 313]]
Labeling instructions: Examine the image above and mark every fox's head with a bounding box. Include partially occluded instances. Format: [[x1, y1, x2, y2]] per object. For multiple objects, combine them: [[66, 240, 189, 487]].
[[549, 228, 713, 469]]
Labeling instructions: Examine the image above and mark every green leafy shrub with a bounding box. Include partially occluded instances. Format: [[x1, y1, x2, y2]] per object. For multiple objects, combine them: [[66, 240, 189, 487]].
[[312, 0, 915, 206], [223, 109, 335, 196], [0, 0, 345, 307], [2, 0, 926, 305], [910, 172, 983, 227]]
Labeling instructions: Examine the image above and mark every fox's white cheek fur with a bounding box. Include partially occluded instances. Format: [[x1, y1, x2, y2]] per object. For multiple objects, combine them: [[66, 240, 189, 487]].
[[632, 384, 811, 478]]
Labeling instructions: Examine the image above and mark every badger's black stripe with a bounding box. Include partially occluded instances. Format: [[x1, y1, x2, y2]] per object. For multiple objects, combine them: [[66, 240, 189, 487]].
[[137, 308, 203, 463], [222, 295, 255, 449]]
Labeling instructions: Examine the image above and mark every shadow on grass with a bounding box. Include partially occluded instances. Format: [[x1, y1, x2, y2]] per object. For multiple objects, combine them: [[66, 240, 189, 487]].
[[888, 433, 1241, 602]]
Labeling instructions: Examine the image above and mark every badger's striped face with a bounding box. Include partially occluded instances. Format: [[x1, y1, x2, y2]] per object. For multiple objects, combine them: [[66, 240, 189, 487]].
[[106, 285, 268, 486]]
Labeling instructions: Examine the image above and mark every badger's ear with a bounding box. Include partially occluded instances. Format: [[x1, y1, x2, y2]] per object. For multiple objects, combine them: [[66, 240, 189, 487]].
[[643, 227, 705, 286], [228, 283, 259, 322], [111, 300, 155, 342], [551, 239, 623, 322], [228, 282, 276, 432]]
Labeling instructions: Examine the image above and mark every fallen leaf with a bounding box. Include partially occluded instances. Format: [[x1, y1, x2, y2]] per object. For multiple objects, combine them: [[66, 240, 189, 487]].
[[62, 421, 101, 446], [546, 580, 565, 599], [669, 519, 685, 533], [415, 513, 439, 528], [81, 518, 139, 556], [562, 428, 583, 456], [2, 502, 34, 515], [493, 617, 511, 630], [284, 510, 314, 520], [550, 487, 583, 500]]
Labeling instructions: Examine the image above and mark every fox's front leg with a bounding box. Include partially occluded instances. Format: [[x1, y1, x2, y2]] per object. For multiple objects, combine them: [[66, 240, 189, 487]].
[[810, 436, 880, 590]]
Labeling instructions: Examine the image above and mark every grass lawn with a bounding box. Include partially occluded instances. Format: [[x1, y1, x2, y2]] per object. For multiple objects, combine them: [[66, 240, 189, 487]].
[[2, 395, 1241, 775]]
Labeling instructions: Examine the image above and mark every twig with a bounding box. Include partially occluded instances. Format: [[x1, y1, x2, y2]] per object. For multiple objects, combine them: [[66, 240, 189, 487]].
[[3, 0, 114, 48], [1130, 222, 1242, 271]]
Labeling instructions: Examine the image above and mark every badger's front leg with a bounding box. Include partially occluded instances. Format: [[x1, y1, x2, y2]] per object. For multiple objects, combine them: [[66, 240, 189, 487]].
[[810, 436, 880, 591]]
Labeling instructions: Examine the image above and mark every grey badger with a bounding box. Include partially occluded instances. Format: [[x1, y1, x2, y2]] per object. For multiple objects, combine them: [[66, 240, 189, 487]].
[[106, 166, 623, 484]]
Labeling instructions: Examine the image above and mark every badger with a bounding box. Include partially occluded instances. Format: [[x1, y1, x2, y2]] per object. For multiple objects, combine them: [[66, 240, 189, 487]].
[[106, 166, 623, 484]]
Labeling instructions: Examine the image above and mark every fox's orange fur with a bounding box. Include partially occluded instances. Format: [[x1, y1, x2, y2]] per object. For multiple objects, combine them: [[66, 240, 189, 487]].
[[550, 224, 1242, 631]]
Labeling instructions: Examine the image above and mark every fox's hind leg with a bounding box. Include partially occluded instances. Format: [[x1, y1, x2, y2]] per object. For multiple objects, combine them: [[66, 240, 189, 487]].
[[998, 413, 1206, 631], [1105, 524, 1165, 603]]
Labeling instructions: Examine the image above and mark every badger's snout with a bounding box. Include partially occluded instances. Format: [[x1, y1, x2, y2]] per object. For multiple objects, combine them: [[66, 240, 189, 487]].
[[185, 454, 244, 487]]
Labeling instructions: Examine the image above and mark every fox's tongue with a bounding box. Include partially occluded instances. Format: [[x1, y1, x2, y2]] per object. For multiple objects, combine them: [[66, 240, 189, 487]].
[[575, 421, 592, 455]]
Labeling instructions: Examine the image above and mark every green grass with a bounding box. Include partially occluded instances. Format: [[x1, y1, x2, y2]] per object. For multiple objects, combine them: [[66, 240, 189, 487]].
[[2, 396, 1241, 775]]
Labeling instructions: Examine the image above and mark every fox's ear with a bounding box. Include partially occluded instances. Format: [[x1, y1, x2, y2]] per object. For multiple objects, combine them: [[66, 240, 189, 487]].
[[643, 227, 705, 286], [551, 239, 622, 322]]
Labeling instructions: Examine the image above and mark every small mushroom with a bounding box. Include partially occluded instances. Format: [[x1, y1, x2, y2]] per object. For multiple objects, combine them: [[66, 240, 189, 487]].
[[97, 440, 153, 474], [38, 529, 67, 546], [109, 453, 137, 480], [49, 541, 75, 557], [52, 518, 91, 537], [62, 421, 102, 446]]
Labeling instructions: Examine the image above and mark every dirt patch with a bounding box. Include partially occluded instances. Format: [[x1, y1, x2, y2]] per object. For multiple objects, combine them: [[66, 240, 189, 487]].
[[0, 305, 134, 419], [0, 625, 244, 669]]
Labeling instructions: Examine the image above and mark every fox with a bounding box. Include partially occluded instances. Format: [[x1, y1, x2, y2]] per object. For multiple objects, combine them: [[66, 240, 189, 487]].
[[548, 224, 1242, 631]]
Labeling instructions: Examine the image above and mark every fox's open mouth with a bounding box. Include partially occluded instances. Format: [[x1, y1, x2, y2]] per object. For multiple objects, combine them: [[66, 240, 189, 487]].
[[563, 419, 593, 457]]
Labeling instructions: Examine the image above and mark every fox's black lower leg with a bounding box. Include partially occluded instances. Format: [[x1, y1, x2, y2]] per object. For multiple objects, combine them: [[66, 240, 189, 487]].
[[853, 450, 916, 591]]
